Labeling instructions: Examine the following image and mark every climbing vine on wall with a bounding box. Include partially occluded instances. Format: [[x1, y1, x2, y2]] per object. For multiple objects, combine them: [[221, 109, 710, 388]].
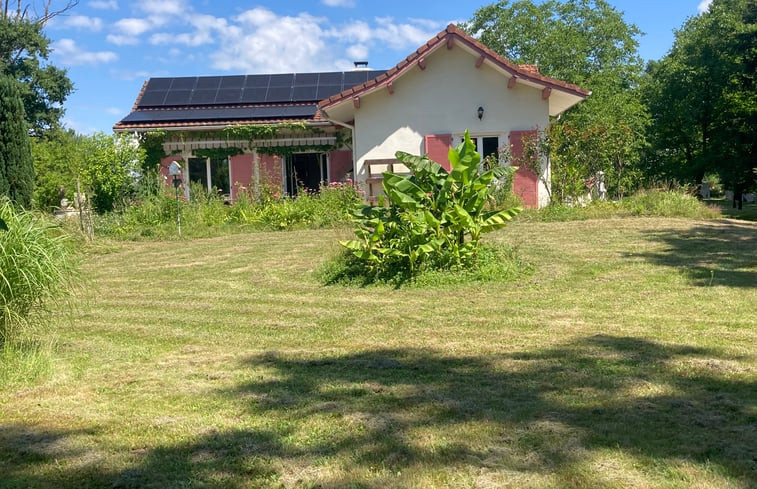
[[192, 148, 244, 160], [139, 130, 168, 172], [221, 122, 310, 140], [137, 123, 350, 161]]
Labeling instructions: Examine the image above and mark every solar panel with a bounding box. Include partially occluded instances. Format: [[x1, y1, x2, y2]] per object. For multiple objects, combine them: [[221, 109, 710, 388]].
[[265, 86, 292, 102], [133, 70, 386, 109], [196, 76, 221, 90], [190, 89, 218, 105], [318, 72, 342, 85], [120, 105, 318, 124], [215, 88, 242, 104], [241, 87, 268, 103], [292, 86, 318, 101], [145, 78, 172, 91], [170, 77, 197, 90], [139, 90, 168, 106], [269, 73, 294, 87], [316, 85, 343, 99], [220, 76, 245, 89], [164, 90, 192, 105], [294, 73, 318, 86], [282, 106, 318, 117], [245, 74, 270, 88], [343, 71, 369, 86]]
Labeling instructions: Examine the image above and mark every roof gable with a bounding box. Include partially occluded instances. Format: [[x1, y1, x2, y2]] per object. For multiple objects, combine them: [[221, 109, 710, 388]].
[[319, 24, 589, 116]]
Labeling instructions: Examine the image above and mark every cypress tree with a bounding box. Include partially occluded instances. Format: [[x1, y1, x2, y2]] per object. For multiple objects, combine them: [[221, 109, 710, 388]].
[[0, 75, 34, 208]]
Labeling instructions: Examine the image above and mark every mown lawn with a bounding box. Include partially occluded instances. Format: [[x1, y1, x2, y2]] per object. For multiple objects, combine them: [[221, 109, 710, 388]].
[[1, 217, 755, 488]]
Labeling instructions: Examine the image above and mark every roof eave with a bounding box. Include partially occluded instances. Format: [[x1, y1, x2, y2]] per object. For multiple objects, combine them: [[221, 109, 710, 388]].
[[319, 24, 589, 112]]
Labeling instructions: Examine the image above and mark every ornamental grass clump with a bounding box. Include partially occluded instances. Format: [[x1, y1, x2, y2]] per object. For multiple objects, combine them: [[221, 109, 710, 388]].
[[338, 130, 521, 284], [0, 199, 77, 344]]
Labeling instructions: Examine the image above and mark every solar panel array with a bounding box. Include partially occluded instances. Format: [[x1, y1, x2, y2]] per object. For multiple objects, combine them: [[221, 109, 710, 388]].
[[121, 106, 319, 124], [136, 70, 386, 108]]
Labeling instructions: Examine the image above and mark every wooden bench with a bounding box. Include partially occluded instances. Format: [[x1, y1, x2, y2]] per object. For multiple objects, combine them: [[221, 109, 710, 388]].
[[365, 158, 411, 204]]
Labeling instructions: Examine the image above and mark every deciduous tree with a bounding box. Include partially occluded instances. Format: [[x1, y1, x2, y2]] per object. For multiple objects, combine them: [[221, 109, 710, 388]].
[[0, 1, 77, 134], [643, 0, 756, 192], [465, 0, 649, 200]]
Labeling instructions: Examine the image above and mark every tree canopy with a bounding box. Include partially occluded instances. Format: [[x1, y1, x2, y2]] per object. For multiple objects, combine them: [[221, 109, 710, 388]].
[[464, 0, 649, 200], [0, 1, 76, 135], [643, 0, 756, 191]]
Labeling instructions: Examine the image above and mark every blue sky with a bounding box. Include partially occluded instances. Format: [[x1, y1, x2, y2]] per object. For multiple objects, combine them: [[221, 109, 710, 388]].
[[41, 0, 712, 134]]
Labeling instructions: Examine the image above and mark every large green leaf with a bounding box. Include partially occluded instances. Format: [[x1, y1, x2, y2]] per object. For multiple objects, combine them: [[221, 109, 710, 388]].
[[339, 239, 364, 251], [382, 172, 426, 210], [449, 130, 480, 186], [480, 207, 522, 233]]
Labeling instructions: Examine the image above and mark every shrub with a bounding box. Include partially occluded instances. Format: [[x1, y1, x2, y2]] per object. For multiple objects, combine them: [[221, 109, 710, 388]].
[[0, 199, 77, 344], [620, 189, 721, 218], [92, 179, 365, 239], [518, 189, 721, 222], [318, 243, 529, 288], [339, 131, 521, 282]]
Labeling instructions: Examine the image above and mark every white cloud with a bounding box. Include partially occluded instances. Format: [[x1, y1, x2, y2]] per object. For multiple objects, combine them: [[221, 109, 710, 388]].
[[110, 69, 154, 80], [113, 17, 152, 36], [62, 15, 104, 31], [212, 8, 331, 72], [372, 17, 443, 49], [346, 44, 368, 61], [106, 34, 139, 46], [88, 0, 118, 9], [105, 107, 123, 116], [106, 17, 153, 45], [137, 0, 187, 16], [329, 17, 443, 52], [336, 20, 372, 43], [149, 13, 227, 47], [52, 38, 118, 66], [236, 7, 278, 27], [697, 0, 713, 13], [322, 0, 356, 7], [150, 31, 213, 46]]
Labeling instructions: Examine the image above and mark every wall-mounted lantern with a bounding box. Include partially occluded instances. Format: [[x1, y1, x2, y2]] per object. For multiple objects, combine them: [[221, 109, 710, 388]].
[[477, 106, 485, 120], [168, 161, 182, 237]]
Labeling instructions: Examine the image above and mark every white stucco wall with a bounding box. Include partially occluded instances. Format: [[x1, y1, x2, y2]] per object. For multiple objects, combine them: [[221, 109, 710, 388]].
[[352, 44, 552, 205]]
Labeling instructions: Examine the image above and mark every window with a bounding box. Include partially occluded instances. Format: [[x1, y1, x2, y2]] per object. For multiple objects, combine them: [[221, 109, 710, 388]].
[[188, 157, 230, 197], [285, 153, 327, 195], [455, 134, 501, 165]]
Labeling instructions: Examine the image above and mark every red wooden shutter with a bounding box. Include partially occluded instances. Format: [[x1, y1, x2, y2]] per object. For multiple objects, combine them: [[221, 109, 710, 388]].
[[229, 154, 254, 201], [259, 154, 282, 190], [509, 130, 539, 209], [424, 134, 452, 171], [327, 150, 353, 182]]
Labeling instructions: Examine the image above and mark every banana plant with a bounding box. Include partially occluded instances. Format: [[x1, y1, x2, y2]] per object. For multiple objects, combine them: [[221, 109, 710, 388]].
[[341, 130, 521, 276]]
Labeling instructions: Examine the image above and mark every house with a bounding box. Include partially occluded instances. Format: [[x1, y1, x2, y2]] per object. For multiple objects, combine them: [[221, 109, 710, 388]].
[[114, 24, 589, 208]]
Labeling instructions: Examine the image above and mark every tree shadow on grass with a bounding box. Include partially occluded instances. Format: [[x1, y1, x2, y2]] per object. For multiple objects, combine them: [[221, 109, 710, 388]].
[[3, 336, 755, 488], [633, 220, 757, 287]]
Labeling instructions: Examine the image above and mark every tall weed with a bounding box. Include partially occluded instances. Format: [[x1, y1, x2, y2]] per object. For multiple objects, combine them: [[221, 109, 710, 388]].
[[519, 189, 720, 222], [94, 181, 364, 240], [0, 199, 78, 344]]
